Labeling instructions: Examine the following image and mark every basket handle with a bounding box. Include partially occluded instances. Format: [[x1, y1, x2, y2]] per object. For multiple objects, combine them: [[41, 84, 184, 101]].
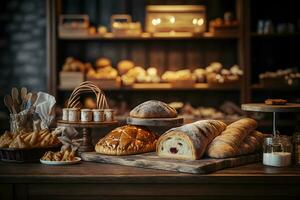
[[67, 81, 109, 109]]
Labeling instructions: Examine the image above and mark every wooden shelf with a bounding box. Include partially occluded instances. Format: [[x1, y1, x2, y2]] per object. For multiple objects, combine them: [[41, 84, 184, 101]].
[[251, 84, 300, 91], [58, 83, 241, 91], [251, 33, 300, 38], [59, 32, 238, 41]]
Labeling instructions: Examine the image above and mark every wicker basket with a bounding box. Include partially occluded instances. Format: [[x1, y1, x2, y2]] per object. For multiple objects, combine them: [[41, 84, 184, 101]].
[[67, 81, 109, 109], [0, 145, 60, 163]]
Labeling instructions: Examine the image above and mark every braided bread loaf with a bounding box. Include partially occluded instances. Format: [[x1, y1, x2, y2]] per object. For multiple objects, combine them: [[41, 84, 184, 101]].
[[157, 120, 227, 160], [207, 118, 259, 158]]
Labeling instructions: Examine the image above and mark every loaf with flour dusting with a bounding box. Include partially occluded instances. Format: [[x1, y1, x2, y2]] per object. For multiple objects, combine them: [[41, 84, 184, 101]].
[[130, 100, 177, 118], [156, 120, 227, 160], [207, 118, 258, 158]]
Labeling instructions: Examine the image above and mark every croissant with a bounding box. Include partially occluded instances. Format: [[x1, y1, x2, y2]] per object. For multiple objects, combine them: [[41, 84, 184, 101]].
[[0, 131, 14, 148], [207, 118, 258, 158]]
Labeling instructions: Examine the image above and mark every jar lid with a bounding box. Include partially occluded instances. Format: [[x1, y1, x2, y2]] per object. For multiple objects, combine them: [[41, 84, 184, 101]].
[[69, 108, 79, 111], [81, 109, 92, 111], [92, 109, 105, 111]]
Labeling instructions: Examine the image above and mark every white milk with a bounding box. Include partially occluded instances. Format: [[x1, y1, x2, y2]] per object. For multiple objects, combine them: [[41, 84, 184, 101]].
[[263, 152, 291, 167]]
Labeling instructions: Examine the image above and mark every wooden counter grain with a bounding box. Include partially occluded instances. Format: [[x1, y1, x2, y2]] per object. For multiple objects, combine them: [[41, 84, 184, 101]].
[[0, 162, 300, 200]]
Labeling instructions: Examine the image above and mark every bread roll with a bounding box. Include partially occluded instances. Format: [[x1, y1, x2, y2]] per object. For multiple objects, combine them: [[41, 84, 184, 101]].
[[96, 58, 111, 68], [130, 100, 177, 118], [207, 118, 258, 158], [95, 125, 158, 155], [117, 60, 134, 75], [157, 120, 227, 160]]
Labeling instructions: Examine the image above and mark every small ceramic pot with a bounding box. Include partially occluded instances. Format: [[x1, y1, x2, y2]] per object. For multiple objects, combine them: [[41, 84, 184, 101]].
[[62, 108, 69, 121], [104, 109, 114, 121], [81, 109, 93, 122], [92, 109, 105, 122], [68, 108, 80, 122]]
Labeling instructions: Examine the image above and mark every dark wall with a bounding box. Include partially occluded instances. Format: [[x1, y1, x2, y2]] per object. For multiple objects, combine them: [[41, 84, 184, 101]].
[[0, 0, 46, 94], [0, 0, 46, 130]]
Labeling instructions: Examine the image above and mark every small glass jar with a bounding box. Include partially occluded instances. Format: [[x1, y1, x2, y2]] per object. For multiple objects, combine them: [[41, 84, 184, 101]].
[[92, 109, 105, 122], [68, 108, 80, 122], [81, 109, 93, 122], [293, 134, 300, 165], [263, 136, 292, 167], [10, 113, 32, 133], [104, 109, 114, 121], [62, 108, 69, 121]]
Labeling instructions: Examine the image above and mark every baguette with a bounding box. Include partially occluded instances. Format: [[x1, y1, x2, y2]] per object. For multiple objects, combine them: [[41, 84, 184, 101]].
[[207, 118, 258, 158]]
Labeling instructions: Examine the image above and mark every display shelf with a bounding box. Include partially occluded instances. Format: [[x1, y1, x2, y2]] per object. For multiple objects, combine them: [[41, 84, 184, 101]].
[[251, 33, 300, 38], [251, 84, 300, 91], [59, 32, 239, 41], [58, 83, 241, 91]]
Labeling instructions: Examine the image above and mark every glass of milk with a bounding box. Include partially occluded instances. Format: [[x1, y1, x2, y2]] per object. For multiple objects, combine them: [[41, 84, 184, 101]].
[[263, 136, 292, 167]]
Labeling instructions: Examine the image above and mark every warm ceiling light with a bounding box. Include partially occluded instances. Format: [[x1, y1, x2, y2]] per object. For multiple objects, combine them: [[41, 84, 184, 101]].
[[152, 18, 161, 26], [197, 18, 204, 26], [170, 16, 175, 24], [192, 18, 198, 25]]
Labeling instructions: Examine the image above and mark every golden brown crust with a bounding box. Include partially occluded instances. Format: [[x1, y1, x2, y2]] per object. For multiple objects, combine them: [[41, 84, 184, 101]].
[[157, 120, 227, 160], [207, 118, 259, 158], [265, 99, 287, 105], [95, 125, 158, 155]]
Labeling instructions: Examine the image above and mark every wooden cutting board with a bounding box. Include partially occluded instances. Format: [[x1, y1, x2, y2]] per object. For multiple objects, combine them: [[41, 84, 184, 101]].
[[81, 152, 261, 174]]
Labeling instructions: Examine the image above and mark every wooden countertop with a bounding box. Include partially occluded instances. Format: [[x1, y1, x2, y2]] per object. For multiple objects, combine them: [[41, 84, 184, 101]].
[[1, 162, 300, 199], [1, 161, 300, 184]]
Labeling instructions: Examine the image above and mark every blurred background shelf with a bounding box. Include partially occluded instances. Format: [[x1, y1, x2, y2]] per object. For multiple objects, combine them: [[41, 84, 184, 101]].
[[251, 33, 300, 38], [59, 32, 239, 41], [251, 84, 300, 91], [58, 83, 241, 91]]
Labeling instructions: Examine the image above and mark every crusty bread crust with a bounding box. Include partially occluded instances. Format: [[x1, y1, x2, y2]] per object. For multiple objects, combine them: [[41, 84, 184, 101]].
[[130, 100, 177, 118], [95, 125, 158, 155], [207, 118, 259, 158], [157, 120, 227, 160]]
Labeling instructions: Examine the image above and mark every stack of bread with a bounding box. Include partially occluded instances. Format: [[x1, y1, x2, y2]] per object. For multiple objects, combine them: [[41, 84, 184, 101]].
[[94, 99, 265, 160], [157, 118, 265, 160], [41, 149, 76, 161], [0, 129, 60, 149], [162, 69, 195, 82], [120, 61, 160, 86], [62, 57, 92, 73], [95, 100, 177, 155], [87, 57, 118, 79], [206, 62, 243, 84]]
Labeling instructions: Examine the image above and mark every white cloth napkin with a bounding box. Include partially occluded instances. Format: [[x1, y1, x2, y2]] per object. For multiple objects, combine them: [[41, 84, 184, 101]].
[[34, 92, 56, 129]]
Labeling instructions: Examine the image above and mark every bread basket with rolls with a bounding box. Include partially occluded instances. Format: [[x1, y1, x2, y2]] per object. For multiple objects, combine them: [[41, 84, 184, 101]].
[[0, 88, 61, 162]]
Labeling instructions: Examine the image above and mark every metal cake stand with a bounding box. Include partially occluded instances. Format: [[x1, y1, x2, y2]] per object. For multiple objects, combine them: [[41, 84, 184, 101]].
[[241, 103, 300, 136]]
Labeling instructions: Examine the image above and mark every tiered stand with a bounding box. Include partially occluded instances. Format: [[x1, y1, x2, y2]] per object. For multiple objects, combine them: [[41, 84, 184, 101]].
[[58, 81, 118, 152], [241, 103, 300, 136], [57, 120, 118, 152]]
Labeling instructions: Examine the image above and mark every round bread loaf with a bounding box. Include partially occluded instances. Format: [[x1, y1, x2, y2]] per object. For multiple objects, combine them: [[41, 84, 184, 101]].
[[130, 100, 178, 118], [95, 125, 158, 155], [96, 58, 111, 68], [117, 60, 135, 75]]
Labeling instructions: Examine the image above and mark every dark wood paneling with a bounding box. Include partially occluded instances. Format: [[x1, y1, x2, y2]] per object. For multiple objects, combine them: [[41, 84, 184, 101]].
[[0, 184, 13, 200]]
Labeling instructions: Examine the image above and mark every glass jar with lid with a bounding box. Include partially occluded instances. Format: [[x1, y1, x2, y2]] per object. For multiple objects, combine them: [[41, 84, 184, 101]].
[[263, 135, 292, 167]]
